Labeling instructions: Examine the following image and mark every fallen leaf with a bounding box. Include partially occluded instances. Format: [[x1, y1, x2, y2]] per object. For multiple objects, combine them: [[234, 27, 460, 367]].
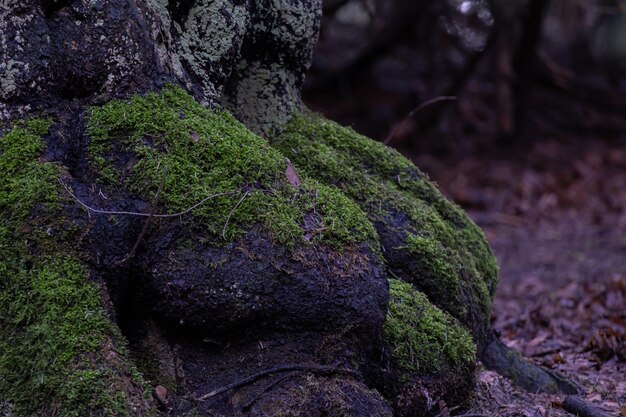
[[285, 158, 301, 187], [153, 385, 168, 406]]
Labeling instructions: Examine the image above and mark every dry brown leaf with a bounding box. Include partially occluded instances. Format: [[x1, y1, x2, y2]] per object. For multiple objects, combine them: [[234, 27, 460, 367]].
[[153, 385, 168, 406], [285, 158, 301, 187]]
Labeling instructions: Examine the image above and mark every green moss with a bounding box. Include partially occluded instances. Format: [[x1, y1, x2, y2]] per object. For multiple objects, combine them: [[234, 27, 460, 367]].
[[87, 85, 377, 250], [0, 119, 59, 220], [404, 233, 460, 295], [0, 121, 151, 416], [274, 112, 498, 334], [0, 255, 130, 416], [384, 279, 476, 380]]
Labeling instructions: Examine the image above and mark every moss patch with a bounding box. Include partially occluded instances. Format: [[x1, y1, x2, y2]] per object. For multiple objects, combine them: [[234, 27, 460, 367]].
[[274, 112, 498, 336], [0, 121, 150, 416], [87, 85, 377, 250], [0, 119, 59, 219], [384, 279, 476, 380]]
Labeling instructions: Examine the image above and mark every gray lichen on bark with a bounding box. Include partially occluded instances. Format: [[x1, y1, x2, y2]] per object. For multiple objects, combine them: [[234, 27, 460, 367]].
[[177, 0, 250, 104], [222, 0, 322, 135], [0, 0, 320, 135]]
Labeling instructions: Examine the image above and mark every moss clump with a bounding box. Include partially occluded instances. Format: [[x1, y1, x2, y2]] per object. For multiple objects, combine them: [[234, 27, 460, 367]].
[[274, 112, 498, 337], [87, 85, 378, 250], [0, 121, 150, 416], [384, 279, 476, 380], [0, 119, 59, 220], [0, 254, 137, 416]]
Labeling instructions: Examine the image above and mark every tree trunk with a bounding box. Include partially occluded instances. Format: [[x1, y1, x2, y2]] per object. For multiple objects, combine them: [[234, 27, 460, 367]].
[[0, 2, 555, 416]]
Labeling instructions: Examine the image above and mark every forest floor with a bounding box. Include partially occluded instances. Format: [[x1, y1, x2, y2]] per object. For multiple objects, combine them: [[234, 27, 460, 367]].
[[410, 137, 626, 417]]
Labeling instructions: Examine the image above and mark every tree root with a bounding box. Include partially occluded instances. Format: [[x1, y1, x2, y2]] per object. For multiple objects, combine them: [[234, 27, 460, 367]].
[[194, 364, 361, 402], [562, 396, 613, 417], [240, 372, 298, 412], [480, 331, 580, 395]]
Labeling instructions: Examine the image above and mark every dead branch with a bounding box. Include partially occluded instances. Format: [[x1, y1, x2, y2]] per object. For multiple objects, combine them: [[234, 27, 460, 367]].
[[240, 372, 297, 412], [308, 3, 420, 90], [194, 364, 360, 402], [562, 396, 613, 417], [403, 28, 498, 137], [535, 53, 626, 116], [383, 96, 457, 145], [119, 167, 168, 265]]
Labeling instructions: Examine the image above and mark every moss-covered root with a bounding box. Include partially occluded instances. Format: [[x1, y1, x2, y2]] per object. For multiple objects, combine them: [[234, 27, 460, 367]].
[[481, 333, 579, 395], [384, 280, 476, 377], [80, 86, 395, 415], [0, 121, 152, 416], [382, 279, 476, 416], [0, 255, 151, 417], [273, 112, 499, 346]]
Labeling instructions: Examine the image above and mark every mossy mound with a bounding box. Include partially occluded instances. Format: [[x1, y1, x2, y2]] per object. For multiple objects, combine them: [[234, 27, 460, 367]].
[[382, 279, 476, 415], [384, 279, 476, 379], [87, 85, 377, 250], [274, 112, 499, 345], [83, 86, 387, 336], [0, 121, 151, 416], [0, 89, 495, 416], [78, 87, 391, 414]]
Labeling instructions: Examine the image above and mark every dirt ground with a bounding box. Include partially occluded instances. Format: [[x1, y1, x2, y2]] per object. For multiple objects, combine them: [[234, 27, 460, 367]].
[[411, 137, 626, 416]]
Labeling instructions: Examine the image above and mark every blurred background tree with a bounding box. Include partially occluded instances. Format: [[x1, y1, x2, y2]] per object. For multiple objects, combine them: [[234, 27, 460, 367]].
[[304, 0, 626, 155]]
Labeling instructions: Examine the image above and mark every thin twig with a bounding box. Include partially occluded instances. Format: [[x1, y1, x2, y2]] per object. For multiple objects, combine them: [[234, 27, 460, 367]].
[[59, 178, 239, 219], [383, 96, 458, 145], [119, 167, 168, 265], [240, 372, 297, 412], [194, 364, 360, 402], [222, 190, 249, 239]]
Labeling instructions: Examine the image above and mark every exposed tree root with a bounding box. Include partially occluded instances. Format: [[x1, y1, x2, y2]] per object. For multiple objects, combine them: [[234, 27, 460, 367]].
[[240, 372, 298, 412], [194, 364, 361, 402], [562, 396, 613, 417], [481, 331, 580, 395]]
